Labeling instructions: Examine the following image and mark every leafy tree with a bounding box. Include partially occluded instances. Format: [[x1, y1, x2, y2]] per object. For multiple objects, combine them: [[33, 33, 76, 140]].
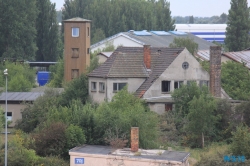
[[169, 37, 198, 55], [0, 0, 37, 60], [59, 74, 89, 106], [231, 124, 250, 159], [0, 62, 36, 92], [221, 61, 250, 100], [15, 88, 61, 132], [187, 94, 218, 148], [234, 100, 250, 127], [36, 0, 62, 61], [225, 0, 250, 51], [48, 59, 64, 87], [91, 28, 106, 44]]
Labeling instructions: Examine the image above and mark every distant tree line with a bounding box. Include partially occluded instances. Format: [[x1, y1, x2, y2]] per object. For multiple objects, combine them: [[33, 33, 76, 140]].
[[174, 13, 228, 24]]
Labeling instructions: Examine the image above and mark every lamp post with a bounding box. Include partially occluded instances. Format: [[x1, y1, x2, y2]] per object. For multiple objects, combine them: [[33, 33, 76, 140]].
[[4, 69, 8, 166]]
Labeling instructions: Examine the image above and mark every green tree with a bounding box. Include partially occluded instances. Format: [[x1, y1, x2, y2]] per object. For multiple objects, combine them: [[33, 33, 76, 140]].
[[189, 15, 194, 24], [187, 94, 218, 148], [231, 124, 250, 159], [225, 0, 250, 51], [0, 62, 36, 92], [48, 59, 64, 87], [36, 0, 62, 61], [0, 0, 37, 60], [169, 37, 198, 55], [221, 61, 250, 100]]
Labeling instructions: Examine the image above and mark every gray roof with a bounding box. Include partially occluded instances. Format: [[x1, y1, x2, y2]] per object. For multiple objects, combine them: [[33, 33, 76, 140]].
[[0, 92, 43, 102], [63, 17, 91, 22], [197, 50, 250, 69], [91, 31, 215, 50], [70, 145, 190, 163]]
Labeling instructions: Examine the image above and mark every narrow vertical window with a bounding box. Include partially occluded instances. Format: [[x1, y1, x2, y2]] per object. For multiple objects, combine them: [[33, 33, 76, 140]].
[[91, 82, 97, 91], [162, 81, 171, 92], [87, 27, 90, 37]]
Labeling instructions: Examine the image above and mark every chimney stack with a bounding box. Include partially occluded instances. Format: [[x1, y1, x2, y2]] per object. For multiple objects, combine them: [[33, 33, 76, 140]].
[[143, 45, 151, 69], [131, 127, 139, 152], [209, 46, 221, 97]]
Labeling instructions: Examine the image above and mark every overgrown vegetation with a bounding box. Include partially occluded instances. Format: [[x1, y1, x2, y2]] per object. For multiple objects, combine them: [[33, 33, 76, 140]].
[[169, 37, 198, 55]]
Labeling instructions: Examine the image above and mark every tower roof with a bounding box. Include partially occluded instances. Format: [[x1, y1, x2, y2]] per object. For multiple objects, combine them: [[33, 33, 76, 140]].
[[63, 17, 91, 23]]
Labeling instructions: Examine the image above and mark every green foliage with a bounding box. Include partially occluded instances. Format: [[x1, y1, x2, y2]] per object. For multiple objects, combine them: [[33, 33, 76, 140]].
[[91, 28, 106, 44], [36, 0, 62, 61], [189, 15, 194, 24], [0, 62, 36, 92], [225, 0, 250, 51], [59, 74, 89, 106], [0, 0, 37, 60], [171, 82, 209, 116], [87, 53, 99, 73], [199, 60, 209, 72], [33, 122, 67, 157], [234, 100, 250, 127], [186, 94, 218, 147], [48, 59, 64, 87], [221, 61, 250, 100], [94, 88, 159, 149], [231, 124, 250, 159], [169, 37, 198, 55], [65, 124, 86, 151], [15, 88, 61, 132]]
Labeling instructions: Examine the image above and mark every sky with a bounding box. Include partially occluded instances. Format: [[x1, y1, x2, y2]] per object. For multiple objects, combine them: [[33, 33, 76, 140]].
[[51, 0, 250, 17]]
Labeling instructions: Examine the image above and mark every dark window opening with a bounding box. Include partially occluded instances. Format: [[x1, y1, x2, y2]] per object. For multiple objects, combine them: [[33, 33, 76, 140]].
[[113, 83, 127, 92], [162, 81, 171, 92], [174, 81, 184, 89]]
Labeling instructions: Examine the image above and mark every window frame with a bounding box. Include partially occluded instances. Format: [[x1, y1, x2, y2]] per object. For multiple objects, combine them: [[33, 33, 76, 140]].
[[162, 81, 171, 93], [72, 27, 79, 37], [7, 112, 12, 121], [113, 83, 127, 92], [174, 81, 184, 89], [91, 82, 97, 92], [99, 82, 105, 92]]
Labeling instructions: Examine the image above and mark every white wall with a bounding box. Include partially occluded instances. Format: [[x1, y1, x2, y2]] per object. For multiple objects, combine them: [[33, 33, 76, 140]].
[[143, 48, 210, 99], [91, 35, 143, 53], [89, 77, 145, 103]]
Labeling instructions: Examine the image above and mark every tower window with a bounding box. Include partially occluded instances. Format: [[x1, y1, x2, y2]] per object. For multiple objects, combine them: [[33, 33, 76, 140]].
[[87, 27, 90, 37], [72, 48, 79, 58], [72, 28, 79, 37], [71, 69, 79, 79]]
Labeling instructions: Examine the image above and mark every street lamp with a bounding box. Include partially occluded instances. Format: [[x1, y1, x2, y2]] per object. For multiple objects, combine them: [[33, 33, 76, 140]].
[[4, 69, 7, 166]]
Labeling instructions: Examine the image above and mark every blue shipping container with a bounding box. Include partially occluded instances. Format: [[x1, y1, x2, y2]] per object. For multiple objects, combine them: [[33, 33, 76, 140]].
[[37, 71, 50, 86]]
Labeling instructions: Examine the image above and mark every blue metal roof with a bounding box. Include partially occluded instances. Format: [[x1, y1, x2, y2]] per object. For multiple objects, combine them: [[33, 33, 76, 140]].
[[169, 31, 187, 36], [150, 31, 171, 36]]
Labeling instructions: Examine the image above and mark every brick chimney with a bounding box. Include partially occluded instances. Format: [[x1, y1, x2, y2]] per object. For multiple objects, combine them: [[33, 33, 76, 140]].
[[143, 45, 151, 69], [131, 127, 139, 152], [209, 46, 221, 97]]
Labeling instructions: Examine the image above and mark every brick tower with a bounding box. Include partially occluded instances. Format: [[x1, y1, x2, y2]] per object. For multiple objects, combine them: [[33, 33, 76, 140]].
[[209, 46, 221, 97], [63, 17, 91, 81]]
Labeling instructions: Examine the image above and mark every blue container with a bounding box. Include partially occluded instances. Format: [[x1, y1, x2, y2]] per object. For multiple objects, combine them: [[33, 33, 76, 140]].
[[37, 71, 50, 86]]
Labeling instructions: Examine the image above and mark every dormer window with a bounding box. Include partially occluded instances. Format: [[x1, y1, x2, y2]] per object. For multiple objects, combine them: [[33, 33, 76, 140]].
[[72, 28, 79, 37]]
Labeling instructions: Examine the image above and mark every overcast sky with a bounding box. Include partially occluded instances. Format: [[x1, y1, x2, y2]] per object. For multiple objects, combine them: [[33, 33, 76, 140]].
[[51, 0, 250, 17]]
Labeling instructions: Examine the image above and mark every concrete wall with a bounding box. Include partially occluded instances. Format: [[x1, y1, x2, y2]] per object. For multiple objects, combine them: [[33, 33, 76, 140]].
[[148, 103, 166, 114], [97, 55, 107, 64], [89, 77, 145, 103], [0, 104, 25, 127], [143, 48, 210, 99], [69, 152, 189, 166], [91, 35, 142, 53]]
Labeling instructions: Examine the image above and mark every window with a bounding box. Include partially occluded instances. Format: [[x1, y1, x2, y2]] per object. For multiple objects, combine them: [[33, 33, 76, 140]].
[[87, 48, 90, 54], [113, 83, 127, 92], [162, 81, 171, 92], [99, 82, 105, 92], [71, 69, 79, 79], [200, 80, 209, 88], [87, 27, 90, 37], [7, 112, 12, 121], [91, 82, 97, 91], [72, 48, 79, 58], [187, 80, 196, 86], [165, 104, 172, 111], [174, 81, 183, 89], [72, 27, 79, 37]]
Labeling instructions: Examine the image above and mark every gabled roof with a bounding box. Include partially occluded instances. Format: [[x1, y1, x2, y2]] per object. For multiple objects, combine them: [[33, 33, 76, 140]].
[[91, 30, 215, 50], [88, 46, 184, 97]]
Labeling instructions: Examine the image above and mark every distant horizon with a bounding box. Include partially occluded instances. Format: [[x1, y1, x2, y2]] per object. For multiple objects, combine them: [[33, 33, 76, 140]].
[[51, 0, 250, 17]]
